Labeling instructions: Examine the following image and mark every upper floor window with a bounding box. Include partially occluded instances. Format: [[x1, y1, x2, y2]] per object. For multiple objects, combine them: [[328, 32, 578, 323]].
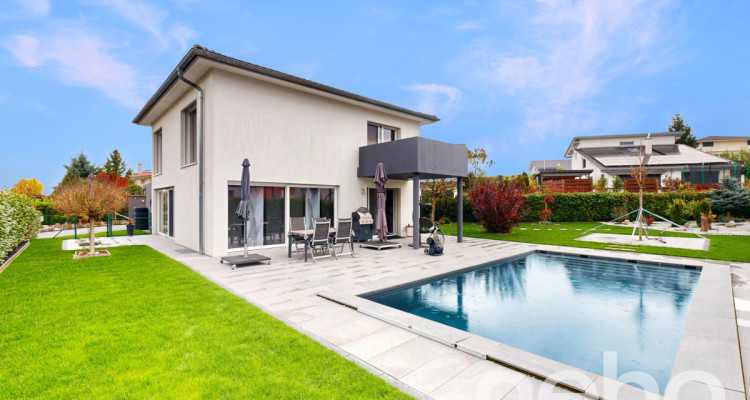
[[182, 102, 197, 166], [619, 141, 634, 146], [747, 140, 750, 145], [702, 142, 714, 147], [582, 159, 587, 168], [154, 129, 163, 175], [367, 123, 397, 145]]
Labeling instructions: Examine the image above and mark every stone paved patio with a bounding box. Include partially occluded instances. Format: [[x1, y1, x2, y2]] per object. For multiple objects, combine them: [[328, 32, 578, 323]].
[[132, 234, 749, 399]]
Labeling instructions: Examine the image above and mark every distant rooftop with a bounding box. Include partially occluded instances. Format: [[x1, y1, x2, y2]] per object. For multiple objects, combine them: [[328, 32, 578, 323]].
[[575, 144, 734, 172], [528, 159, 572, 171], [697, 136, 750, 142], [564, 132, 680, 158]]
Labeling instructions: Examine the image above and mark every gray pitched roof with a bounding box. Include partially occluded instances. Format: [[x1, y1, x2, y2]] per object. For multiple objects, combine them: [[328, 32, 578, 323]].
[[697, 136, 750, 142], [133, 45, 440, 124], [575, 144, 734, 171]]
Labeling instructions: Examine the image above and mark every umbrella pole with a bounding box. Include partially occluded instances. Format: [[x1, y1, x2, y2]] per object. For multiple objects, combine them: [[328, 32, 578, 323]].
[[244, 219, 248, 257]]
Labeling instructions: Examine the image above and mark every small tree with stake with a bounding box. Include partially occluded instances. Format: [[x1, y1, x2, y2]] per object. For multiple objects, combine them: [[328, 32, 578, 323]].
[[51, 173, 128, 256]]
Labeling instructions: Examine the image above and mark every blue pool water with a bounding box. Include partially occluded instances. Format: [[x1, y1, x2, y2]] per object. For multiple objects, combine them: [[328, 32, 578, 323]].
[[365, 252, 701, 393]]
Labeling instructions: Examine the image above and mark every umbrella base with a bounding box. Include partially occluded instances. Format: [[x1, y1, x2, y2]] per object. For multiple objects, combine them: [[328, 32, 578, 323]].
[[220, 254, 271, 270], [359, 241, 402, 251]]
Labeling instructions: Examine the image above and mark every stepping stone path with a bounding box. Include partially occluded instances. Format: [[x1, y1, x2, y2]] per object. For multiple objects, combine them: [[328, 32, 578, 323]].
[[533, 229, 540, 231], [560, 228, 567, 231], [575, 229, 582, 231], [520, 228, 527, 230]]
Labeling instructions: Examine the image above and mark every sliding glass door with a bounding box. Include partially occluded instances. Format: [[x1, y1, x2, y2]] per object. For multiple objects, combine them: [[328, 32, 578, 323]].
[[289, 187, 335, 228], [227, 185, 285, 248], [158, 188, 173, 237], [228, 185, 335, 249]]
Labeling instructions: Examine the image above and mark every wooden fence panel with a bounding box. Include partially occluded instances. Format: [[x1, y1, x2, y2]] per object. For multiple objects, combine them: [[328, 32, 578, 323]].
[[624, 177, 658, 192]]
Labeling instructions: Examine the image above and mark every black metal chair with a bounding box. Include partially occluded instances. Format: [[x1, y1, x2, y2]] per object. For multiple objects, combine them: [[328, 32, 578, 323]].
[[332, 218, 354, 259], [289, 217, 306, 258], [308, 220, 333, 262]]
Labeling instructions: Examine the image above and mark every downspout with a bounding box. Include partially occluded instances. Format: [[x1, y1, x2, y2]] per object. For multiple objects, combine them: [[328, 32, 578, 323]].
[[177, 68, 205, 255]]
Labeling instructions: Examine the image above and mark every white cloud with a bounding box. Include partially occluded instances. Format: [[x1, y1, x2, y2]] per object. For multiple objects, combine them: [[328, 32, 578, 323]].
[[4, 29, 143, 109], [406, 84, 463, 117], [476, 0, 677, 141], [455, 21, 482, 31], [5, 35, 41, 66], [14, 0, 50, 17], [96, 0, 197, 48], [169, 23, 197, 50]]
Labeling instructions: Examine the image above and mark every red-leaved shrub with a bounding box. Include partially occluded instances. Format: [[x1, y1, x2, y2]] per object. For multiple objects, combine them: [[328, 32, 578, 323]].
[[468, 180, 529, 233]]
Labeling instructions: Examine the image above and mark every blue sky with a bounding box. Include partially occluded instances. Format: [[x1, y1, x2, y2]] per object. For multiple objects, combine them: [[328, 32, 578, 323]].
[[1, 0, 749, 194]]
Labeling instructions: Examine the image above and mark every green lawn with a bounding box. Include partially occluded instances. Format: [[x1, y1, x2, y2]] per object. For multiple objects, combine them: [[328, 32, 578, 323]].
[[442, 222, 750, 263], [0, 239, 410, 399]]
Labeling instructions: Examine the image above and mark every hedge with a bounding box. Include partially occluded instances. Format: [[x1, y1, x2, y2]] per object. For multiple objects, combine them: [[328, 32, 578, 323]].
[[421, 191, 710, 224], [0, 191, 42, 262]]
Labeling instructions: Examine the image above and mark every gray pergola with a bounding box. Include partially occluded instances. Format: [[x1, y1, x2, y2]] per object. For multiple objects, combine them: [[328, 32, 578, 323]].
[[358, 137, 469, 249]]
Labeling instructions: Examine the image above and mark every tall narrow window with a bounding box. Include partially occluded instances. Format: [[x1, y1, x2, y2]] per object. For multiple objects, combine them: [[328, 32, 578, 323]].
[[154, 129, 162, 174], [366, 123, 398, 145], [182, 103, 197, 165], [582, 159, 587, 168]]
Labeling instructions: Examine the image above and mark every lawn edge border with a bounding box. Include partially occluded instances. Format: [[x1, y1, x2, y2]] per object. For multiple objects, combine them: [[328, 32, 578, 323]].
[[0, 241, 30, 274]]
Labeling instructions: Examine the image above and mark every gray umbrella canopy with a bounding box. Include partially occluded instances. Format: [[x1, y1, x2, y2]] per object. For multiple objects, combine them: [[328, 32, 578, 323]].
[[234, 158, 254, 256], [374, 163, 388, 241]]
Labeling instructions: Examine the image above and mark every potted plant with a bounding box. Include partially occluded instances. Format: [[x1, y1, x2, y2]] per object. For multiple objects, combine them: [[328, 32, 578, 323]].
[[126, 218, 135, 236], [700, 211, 716, 232]]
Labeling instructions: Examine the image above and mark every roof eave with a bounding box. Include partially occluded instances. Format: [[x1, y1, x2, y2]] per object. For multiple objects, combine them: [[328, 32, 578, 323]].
[[133, 45, 440, 126]]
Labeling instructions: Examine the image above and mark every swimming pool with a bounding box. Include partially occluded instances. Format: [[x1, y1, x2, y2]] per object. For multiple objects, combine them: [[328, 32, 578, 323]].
[[364, 251, 701, 393]]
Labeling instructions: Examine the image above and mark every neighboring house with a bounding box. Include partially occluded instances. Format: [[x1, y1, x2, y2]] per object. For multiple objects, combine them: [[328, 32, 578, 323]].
[[130, 163, 152, 187], [566, 132, 738, 186], [697, 136, 750, 155], [527, 160, 587, 184], [133, 45, 467, 256]]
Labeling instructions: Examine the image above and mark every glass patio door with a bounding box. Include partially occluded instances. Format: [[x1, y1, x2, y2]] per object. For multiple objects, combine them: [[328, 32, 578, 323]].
[[159, 189, 173, 237]]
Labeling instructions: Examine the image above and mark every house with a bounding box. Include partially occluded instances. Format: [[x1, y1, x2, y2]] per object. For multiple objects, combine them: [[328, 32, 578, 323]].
[[697, 136, 750, 155], [133, 45, 467, 256], [567, 132, 738, 186], [130, 163, 152, 187]]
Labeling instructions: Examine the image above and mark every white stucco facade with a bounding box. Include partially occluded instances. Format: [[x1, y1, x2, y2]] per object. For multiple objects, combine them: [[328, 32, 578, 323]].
[[137, 50, 437, 256]]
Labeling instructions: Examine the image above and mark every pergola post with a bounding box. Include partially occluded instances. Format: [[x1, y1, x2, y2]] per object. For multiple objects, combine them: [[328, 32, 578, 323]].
[[457, 177, 463, 243], [413, 173, 420, 250]]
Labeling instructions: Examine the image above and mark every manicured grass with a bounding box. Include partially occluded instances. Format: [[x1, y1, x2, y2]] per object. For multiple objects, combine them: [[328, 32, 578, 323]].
[[0, 239, 410, 399], [442, 222, 750, 263]]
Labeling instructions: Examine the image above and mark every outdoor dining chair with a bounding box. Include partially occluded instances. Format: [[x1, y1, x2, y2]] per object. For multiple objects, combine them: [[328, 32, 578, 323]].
[[308, 220, 334, 262], [289, 217, 306, 258], [332, 218, 354, 259]]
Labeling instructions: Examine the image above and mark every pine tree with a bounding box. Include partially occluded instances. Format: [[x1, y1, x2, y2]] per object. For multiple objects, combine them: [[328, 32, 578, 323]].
[[710, 178, 750, 217], [668, 113, 697, 148], [62, 153, 99, 184], [103, 150, 127, 177]]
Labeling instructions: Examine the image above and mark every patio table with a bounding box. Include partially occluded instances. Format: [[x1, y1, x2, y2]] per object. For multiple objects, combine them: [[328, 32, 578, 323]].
[[287, 228, 336, 262]]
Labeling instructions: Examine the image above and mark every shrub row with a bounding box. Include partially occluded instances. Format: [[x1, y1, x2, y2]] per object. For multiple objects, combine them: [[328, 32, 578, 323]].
[[523, 191, 710, 222], [0, 191, 42, 262], [421, 191, 711, 223]]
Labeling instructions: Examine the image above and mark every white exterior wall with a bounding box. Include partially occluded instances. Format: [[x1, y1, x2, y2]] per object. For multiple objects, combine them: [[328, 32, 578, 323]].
[[151, 68, 423, 256], [149, 74, 212, 251], [698, 140, 750, 154]]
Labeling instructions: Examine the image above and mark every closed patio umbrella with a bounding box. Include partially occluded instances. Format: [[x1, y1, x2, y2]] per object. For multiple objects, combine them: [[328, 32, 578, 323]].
[[235, 158, 254, 257], [374, 162, 388, 241]]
